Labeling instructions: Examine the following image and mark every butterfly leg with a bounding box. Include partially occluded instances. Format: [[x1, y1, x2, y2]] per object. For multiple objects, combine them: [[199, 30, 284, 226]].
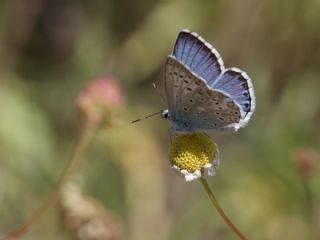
[[168, 127, 175, 144]]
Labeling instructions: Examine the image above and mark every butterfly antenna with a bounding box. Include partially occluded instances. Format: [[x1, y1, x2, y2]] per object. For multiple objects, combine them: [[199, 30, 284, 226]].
[[153, 82, 166, 103], [131, 111, 163, 124]]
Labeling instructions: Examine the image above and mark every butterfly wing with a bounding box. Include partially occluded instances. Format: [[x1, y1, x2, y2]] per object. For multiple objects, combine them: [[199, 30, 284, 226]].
[[172, 30, 224, 86], [166, 29, 255, 131], [210, 68, 256, 127], [165, 56, 242, 131]]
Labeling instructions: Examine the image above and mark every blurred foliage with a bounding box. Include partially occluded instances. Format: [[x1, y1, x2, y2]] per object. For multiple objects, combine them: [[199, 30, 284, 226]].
[[1, 0, 320, 239]]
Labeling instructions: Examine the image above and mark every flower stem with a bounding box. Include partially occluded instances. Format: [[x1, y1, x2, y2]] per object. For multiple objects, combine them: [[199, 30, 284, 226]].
[[302, 178, 320, 239], [199, 177, 248, 240], [3, 120, 98, 240]]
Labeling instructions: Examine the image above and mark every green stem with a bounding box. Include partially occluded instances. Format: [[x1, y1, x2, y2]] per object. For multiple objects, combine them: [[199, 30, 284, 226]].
[[3, 120, 98, 240], [302, 179, 313, 221], [199, 177, 248, 240], [302, 178, 320, 239]]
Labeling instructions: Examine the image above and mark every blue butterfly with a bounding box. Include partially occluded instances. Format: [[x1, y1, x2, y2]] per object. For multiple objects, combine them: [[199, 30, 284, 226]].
[[161, 29, 256, 132]]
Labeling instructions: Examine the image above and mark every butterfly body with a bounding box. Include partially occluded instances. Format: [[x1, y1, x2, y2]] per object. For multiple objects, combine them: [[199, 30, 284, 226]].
[[163, 30, 255, 132]]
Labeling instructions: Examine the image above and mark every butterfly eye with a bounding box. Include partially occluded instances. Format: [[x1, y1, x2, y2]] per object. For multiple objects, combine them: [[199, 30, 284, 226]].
[[162, 112, 169, 119], [189, 99, 194, 103]]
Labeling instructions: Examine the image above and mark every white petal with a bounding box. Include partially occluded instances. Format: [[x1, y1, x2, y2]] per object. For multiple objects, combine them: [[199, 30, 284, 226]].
[[171, 164, 181, 173], [212, 144, 220, 168], [180, 169, 189, 175], [204, 163, 215, 176], [194, 170, 202, 178], [183, 170, 202, 182]]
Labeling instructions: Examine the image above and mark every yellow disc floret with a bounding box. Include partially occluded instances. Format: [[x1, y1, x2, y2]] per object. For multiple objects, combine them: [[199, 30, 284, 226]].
[[169, 133, 217, 173]]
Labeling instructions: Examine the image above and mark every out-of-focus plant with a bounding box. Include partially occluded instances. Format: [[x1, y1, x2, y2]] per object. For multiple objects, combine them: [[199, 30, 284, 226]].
[[60, 179, 122, 240], [294, 147, 317, 180], [3, 75, 125, 239], [76, 75, 126, 127], [293, 147, 319, 238]]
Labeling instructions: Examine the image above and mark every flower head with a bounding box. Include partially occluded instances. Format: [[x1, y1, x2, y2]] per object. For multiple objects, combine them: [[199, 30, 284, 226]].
[[169, 133, 219, 181], [294, 147, 318, 179], [76, 75, 125, 125]]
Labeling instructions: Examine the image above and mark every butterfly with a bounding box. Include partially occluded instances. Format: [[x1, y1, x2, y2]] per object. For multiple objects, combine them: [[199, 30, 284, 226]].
[[161, 29, 256, 132]]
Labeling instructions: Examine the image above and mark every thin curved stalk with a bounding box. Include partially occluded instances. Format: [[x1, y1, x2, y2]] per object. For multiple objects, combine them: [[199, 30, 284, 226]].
[[199, 177, 248, 240], [3, 120, 98, 240]]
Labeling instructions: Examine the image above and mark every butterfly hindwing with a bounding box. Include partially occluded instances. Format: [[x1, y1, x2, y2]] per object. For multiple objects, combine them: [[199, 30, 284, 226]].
[[211, 68, 256, 123], [178, 86, 241, 130], [165, 55, 242, 131]]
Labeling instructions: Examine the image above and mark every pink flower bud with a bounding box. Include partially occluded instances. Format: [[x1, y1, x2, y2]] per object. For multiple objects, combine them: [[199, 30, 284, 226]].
[[76, 75, 126, 125], [294, 147, 318, 179]]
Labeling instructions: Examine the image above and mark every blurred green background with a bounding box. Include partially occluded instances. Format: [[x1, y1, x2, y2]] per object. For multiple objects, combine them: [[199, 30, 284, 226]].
[[1, 0, 320, 239]]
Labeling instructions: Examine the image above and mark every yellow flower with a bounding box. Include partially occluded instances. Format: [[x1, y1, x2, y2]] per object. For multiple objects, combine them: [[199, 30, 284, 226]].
[[169, 133, 219, 181]]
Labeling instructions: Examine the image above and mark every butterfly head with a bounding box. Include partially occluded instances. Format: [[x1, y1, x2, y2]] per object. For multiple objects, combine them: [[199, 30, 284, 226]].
[[161, 109, 193, 132], [161, 109, 170, 120]]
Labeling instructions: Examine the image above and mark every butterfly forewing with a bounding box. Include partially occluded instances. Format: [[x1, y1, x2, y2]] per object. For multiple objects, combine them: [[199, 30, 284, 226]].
[[173, 30, 224, 86]]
